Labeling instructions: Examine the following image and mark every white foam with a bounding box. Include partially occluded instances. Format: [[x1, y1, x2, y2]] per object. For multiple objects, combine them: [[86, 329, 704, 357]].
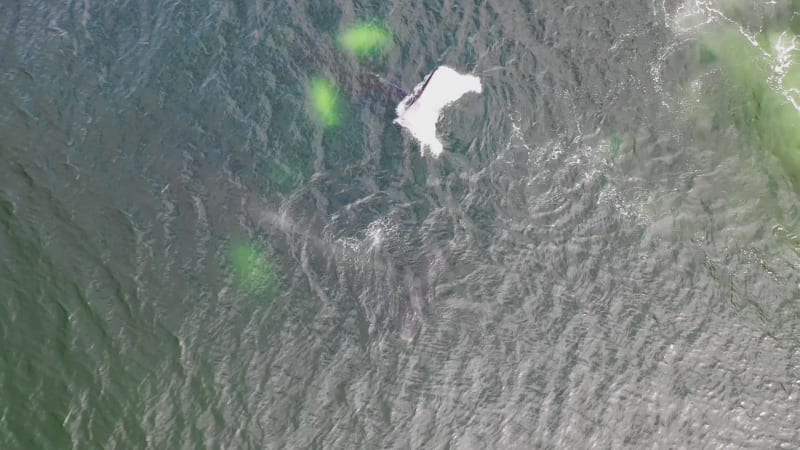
[[394, 66, 482, 157]]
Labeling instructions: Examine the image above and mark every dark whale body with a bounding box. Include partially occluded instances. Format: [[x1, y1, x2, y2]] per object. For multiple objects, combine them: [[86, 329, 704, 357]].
[[361, 73, 409, 104]]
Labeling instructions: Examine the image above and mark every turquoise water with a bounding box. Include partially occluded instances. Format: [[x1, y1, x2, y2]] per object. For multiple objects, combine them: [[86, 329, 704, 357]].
[[1, 0, 799, 448]]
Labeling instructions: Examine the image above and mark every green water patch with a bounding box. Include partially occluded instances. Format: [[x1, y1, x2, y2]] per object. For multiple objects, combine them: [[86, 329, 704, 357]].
[[230, 241, 281, 298], [693, 24, 800, 192], [267, 162, 302, 193], [309, 77, 342, 128], [338, 23, 391, 58], [610, 135, 625, 160]]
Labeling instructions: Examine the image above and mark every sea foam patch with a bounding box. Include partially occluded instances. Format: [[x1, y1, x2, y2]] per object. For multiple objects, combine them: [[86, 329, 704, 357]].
[[394, 66, 482, 157]]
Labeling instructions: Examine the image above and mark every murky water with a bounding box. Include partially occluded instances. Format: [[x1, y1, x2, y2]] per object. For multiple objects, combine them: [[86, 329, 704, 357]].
[[1, 0, 799, 448]]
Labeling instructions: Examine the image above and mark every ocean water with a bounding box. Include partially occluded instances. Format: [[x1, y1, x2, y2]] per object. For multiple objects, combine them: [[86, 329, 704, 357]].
[[1, 0, 799, 448]]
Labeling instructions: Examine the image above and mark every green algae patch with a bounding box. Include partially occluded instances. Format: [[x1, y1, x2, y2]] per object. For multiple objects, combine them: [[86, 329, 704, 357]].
[[310, 77, 341, 127], [231, 242, 280, 294], [338, 23, 391, 57]]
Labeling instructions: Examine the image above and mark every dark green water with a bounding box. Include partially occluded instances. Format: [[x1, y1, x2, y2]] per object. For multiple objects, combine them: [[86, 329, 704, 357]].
[[2, 0, 800, 448]]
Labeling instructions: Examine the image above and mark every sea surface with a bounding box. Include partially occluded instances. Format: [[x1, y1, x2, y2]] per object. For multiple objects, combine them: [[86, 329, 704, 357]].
[[2, 0, 800, 448]]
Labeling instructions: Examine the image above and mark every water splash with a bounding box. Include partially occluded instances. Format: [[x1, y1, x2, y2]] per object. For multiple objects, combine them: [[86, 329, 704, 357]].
[[394, 66, 483, 157]]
